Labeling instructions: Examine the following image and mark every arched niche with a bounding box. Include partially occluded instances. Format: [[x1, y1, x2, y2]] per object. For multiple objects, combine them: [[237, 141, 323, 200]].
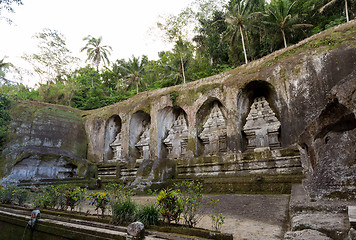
[[196, 98, 228, 156], [237, 80, 281, 152], [104, 115, 122, 162], [129, 111, 151, 163], [157, 106, 188, 160]]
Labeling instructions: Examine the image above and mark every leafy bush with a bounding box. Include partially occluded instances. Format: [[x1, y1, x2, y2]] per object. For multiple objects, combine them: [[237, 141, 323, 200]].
[[0, 185, 16, 204], [105, 182, 132, 203], [13, 188, 30, 206], [174, 181, 203, 227], [210, 199, 225, 232], [64, 186, 86, 211], [0, 93, 11, 152], [87, 192, 109, 216], [111, 198, 137, 225], [156, 188, 183, 224], [136, 204, 159, 226]]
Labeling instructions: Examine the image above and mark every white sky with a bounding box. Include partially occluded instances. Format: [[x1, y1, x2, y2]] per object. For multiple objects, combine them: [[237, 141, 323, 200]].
[[0, 0, 194, 86]]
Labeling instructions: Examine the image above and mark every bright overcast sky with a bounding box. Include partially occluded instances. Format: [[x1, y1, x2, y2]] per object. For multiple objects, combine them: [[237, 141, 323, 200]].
[[0, 0, 193, 85]]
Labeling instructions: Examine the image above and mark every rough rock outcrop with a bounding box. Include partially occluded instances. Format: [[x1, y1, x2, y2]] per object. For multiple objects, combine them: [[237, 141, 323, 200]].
[[0, 101, 90, 184]]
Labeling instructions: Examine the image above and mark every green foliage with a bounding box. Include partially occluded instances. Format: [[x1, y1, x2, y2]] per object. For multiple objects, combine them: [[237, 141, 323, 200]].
[[2, 0, 354, 112], [136, 204, 159, 226], [209, 199, 225, 232], [104, 182, 133, 203], [0, 185, 16, 204], [111, 198, 137, 225], [13, 187, 30, 206], [22, 28, 79, 83], [87, 191, 110, 216], [0, 93, 11, 152], [0, 0, 23, 24], [64, 185, 86, 211], [81, 35, 112, 71], [156, 188, 183, 224], [174, 181, 203, 227]]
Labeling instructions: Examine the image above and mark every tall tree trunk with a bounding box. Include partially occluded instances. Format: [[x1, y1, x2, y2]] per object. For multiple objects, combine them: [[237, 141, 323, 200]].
[[180, 55, 186, 84], [345, 0, 349, 22], [136, 81, 139, 94], [239, 25, 248, 64], [281, 29, 287, 48]]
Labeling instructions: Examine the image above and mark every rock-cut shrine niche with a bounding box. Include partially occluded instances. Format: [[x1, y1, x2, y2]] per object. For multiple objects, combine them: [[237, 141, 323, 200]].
[[135, 119, 150, 163], [198, 102, 227, 155], [129, 111, 151, 164], [163, 113, 189, 159], [242, 96, 281, 151], [104, 115, 122, 162], [110, 132, 122, 162]]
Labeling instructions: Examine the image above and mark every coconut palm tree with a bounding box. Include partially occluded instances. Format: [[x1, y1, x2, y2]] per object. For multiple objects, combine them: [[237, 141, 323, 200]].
[[264, 0, 312, 49], [223, 0, 262, 64], [0, 57, 10, 82], [117, 55, 148, 94], [320, 0, 351, 22], [81, 35, 112, 71]]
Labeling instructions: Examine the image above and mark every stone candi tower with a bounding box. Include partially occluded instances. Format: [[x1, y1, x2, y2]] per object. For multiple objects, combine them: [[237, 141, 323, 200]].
[[243, 96, 281, 151], [163, 113, 189, 159], [199, 103, 227, 154], [110, 133, 122, 162], [135, 121, 150, 163]]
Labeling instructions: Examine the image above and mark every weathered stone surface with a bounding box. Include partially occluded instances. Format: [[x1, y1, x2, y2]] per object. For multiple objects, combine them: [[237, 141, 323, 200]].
[[0, 101, 90, 184], [127, 221, 145, 240], [198, 102, 227, 155], [163, 113, 188, 159], [291, 213, 349, 240], [243, 96, 281, 151], [299, 74, 356, 200], [284, 229, 332, 240], [1, 21, 355, 191]]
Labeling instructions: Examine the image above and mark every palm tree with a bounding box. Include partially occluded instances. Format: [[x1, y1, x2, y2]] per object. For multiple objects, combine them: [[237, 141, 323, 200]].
[[0, 57, 10, 82], [81, 35, 112, 71], [172, 37, 192, 84], [224, 0, 262, 64], [320, 0, 351, 22], [117, 55, 148, 94], [265, 0, 312, 49]]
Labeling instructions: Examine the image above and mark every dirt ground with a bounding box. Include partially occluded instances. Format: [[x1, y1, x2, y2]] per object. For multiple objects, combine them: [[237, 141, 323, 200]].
[[85, 194, 290, 240], [196, 194, 290, 240]]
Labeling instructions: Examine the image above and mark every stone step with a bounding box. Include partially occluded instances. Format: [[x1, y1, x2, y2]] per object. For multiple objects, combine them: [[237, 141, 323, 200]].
[[290, 212, 349, 240]]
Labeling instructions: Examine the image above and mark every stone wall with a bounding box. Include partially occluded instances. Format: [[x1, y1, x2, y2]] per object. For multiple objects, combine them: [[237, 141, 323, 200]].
[[85, 21, 356, 195], [0, 101, 91, 185], [1, 21, 355, 197]]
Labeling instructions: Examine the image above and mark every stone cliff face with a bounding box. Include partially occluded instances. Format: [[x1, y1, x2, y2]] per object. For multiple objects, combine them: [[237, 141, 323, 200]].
[[0, 101, 90, 184], [1, 21, 355, 198]]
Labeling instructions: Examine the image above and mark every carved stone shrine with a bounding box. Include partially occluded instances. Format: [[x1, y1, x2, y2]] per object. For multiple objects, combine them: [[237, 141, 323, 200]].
[[135, 122, 150, 163], [163, 113, 189, 159], [110, 133, 122, 162], [199, 103, 227, 154], [243, 96, 281, 151]]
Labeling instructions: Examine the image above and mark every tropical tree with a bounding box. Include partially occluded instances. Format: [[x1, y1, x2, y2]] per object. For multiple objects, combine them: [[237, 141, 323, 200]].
[[0, 0, 23, 24], [22, 28, 79, 84], [320, 0, 352, 22], [81, 35, 112, 72], [117, 55, 148, 94], [264, 0, 312, 49], [0, 57, 10, 83], [224, 0, 262, 64]]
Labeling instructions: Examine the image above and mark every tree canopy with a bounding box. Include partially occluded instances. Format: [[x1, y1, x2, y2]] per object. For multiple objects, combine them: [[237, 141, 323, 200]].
[[1, 0, 355, 110]]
